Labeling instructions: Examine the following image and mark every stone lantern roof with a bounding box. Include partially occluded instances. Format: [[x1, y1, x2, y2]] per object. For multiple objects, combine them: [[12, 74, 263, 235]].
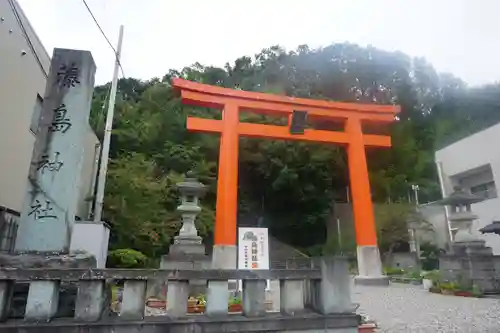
[[176, 171, 207, 197], [436, 186, 483, 206]]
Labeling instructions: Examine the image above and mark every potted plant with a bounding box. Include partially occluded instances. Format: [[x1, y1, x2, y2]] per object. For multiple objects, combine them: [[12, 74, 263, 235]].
[[228, 296, 242, 312], [197, 294, 207, 312], [358, 314, 377, 332], [454, 288, 473, 297], [188, 296, 198, 308], [187, 294, 206, 313], [146, 298, 166, 309], [454, 283, 484, 298]]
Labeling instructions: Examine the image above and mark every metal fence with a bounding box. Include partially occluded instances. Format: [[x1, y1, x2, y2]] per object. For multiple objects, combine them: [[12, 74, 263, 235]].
[[0, 207, 19, 253]]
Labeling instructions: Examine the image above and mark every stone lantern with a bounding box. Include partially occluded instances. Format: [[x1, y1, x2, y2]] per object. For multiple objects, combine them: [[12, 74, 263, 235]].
[[437, 186, 491, 255], [162, 171, 209, 262], [173, 171, 207, 245], [437, 186, 497, 293], [152, 172, 210, 299]]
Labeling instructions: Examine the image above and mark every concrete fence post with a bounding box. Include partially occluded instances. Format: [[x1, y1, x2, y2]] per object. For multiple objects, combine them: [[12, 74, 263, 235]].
[[120, 280, 147, 320], [317, 256, 354, 314], [166, 280, 189, 318], [25, 281, 60, 321], [206, 279, 228, 316], [280, 279, 304, 315], [242, 279, 266, 317], [74, 280, 105, 322]]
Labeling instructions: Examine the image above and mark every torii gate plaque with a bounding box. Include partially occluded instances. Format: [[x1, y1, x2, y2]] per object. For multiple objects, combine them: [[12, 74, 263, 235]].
[[173, 78, 400, 284]]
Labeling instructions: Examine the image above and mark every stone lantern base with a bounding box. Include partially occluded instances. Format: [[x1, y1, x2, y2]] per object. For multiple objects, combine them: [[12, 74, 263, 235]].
[[157, 235, 210, 297], [440, 239, 498, 293], [452, 239, 493, 256], [161, 235, 210, 269]]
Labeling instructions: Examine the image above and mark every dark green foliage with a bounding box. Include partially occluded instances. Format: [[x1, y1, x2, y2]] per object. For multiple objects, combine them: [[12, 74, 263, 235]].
[[91, 42, 500, 259], [107, 249, 149, 268], [384, 267, 405, 276], [420, 242, 441, 271]]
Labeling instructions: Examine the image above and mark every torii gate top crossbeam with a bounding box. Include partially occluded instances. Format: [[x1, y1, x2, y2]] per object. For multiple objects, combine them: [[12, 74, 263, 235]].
[[172, 78, 400, 122], [172, 78, 400, 147]]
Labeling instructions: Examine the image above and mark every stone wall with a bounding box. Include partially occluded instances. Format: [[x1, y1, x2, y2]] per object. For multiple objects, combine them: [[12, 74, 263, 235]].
[[0, 314, 360, 333], [0, 258, 360, 332]]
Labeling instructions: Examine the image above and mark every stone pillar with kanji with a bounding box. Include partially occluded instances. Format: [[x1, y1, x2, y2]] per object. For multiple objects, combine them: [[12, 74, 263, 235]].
[[15, 49, 96, 254]]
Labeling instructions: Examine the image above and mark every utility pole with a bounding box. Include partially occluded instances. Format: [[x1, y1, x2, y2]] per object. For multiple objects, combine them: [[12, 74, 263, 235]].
[[94, 25, 124, 222]]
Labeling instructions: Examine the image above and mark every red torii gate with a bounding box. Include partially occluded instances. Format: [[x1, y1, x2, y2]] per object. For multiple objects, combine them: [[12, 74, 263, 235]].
[[173, 78, 400, 283]]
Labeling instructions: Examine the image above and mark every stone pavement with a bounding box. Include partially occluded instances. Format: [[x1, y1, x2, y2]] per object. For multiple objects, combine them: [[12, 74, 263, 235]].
[[354, 283, 500, 332]]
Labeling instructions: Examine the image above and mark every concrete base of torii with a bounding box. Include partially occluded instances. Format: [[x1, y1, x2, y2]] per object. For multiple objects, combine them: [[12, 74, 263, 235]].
[[354, 245, 389, 286], [211, 244, 237, 269]]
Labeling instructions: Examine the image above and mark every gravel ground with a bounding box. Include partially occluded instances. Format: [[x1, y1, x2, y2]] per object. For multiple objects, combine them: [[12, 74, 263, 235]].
[[354, 283, 500, 333]]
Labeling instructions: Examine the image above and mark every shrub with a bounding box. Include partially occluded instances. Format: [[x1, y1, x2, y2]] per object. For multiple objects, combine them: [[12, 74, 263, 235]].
[[405, 270, 422, 280], [229, 296, 242, 305], [107, 248, 149, 268], [384, 267, 405, 276], [440, 281, 459, 291], [420, 242, 440, 271], [423, 270, 440, 283]]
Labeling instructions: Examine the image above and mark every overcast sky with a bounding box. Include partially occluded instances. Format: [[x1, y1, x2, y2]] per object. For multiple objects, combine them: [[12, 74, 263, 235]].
[[17, 0, 500, 86]]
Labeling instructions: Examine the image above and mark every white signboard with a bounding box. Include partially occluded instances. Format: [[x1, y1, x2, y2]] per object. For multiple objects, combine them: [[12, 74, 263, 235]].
[[238, 227, 270, 270]]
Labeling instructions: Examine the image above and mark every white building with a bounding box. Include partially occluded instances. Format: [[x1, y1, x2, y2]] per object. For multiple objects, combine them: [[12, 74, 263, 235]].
[[435, 123, 500, 254]]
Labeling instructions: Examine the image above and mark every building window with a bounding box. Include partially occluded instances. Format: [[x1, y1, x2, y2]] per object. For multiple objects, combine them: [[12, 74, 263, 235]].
[[470, 181, 498, 200], [451, 164, 498, 201], [30, 94, 43, 134]]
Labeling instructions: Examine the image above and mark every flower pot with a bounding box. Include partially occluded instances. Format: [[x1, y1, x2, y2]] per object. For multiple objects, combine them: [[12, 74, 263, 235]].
[[422, 278, 433, 291], [454, 291, 473, 297], [187, 305, 205, 313], [187, 299, 198, 307], [146, 298, 166, 309], [228, 304, 242, 312], [358, 323, 377, 332]]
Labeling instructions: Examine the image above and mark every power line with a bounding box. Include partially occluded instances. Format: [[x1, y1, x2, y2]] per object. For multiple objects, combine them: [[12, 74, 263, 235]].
[[81, 0, 126, 78]]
